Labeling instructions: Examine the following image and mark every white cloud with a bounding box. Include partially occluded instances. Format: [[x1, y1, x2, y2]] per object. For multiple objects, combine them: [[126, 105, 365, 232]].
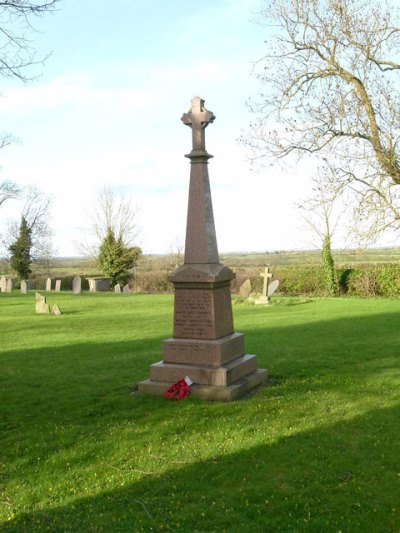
[[0, 75, 158, 115]]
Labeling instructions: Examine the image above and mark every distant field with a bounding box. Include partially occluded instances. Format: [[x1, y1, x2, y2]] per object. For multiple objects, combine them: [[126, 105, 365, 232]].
[[5, 247, 398, 279], [137, 247, 400, 272], [219, 248, 400, 269]]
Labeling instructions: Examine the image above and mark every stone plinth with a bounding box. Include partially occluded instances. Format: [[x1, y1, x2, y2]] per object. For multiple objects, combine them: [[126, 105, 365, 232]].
[[149, 354, 257, 386], [163, 332, 244, 367], [139, 369, 267, 402], [137, 97, 267, 401]]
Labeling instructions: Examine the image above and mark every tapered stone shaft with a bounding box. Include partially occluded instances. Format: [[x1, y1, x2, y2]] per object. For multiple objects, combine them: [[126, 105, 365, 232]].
[[137, 96, 268, 401]]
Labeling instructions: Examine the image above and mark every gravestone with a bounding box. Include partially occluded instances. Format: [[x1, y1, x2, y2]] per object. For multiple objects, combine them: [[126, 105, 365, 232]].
[[239, 279, 252, 298], [20, 280, 27, 294], [51, 304, 62, 315], [0, 276, 6, 292], [255, 266, 280, 304], [268, 279, 280, 297], [261, 266, 272, 296], [138, 96, 268, 401], [5, 278, 12, 293], [123, 284, 131, 293], [114, 283, 121, 293], [46, 278, 52, 291], [87, 277, 111, 292], [55, 279, 61, 292], [35, 293, 50, 314], [72, 276, 81, 294]]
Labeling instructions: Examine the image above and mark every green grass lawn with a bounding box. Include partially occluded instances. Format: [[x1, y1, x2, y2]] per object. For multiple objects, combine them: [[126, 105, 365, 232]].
[[1, 292, 400, 532]]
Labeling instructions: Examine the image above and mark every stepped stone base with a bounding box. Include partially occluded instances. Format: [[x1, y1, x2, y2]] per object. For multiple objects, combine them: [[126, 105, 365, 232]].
[[150, 353, 257, 386], [163, 332, 244, 367], [138, 368, 268, 402], [138, 330, 268, 401]]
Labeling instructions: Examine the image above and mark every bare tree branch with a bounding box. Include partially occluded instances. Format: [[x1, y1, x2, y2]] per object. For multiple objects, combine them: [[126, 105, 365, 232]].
[[246, 0, 400, 242], [77, 187, 141, 258], [0, 178, 20, 207]]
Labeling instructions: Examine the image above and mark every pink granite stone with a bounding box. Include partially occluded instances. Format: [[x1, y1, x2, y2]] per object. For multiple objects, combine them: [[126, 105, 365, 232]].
[[137, 97, 268, 401], [163, 332, 245, 367]]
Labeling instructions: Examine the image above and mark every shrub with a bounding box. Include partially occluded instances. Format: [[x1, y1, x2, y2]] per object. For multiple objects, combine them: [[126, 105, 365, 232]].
[[232, 264, 399, 298], [131, 271, 172, 293], [345, 268, 380, 297], [22, 263, 399, 298], [276, 266, 326, 296], [343, 264, 400, 297], [376, 264, 400, 297]]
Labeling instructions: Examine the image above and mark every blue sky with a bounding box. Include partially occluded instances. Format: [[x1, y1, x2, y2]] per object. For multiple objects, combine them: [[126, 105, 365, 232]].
[[0, 0, 393, 256]]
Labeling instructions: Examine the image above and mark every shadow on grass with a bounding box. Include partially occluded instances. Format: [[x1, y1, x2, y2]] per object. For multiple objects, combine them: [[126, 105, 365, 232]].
[[2, 403, 400, 532], [1, 309, 400, 531], [2, 309, 400, 441]]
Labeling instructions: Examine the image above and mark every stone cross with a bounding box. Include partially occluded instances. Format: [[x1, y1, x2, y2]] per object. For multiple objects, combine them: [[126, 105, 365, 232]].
[[180, 97, 219, 264], [138, 96, 268, 401], [260, 266, 273, 299], [181, 96, 215, 153]]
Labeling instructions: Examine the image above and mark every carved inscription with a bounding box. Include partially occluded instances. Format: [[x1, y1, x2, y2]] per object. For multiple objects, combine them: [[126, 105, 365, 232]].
[[174, 289, 215, 339], [166, 342, 210, 356]]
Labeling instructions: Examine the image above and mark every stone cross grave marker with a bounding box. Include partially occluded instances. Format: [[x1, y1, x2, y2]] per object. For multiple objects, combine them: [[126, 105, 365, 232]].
[[138, 97, 268, 401], [55, 279, 61, 292], [72, 276, 81, 294], [46, 278, 52, 291], [20, 280, 27, 294], [260, 266, 273, 299], [255, 266, 280, 304]]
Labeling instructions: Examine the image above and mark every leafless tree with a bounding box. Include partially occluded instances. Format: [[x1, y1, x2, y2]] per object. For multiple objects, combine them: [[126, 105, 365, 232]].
[[0, 178, 21, 257], [0, 0, 59, 82], [168, 236, 184, 269], [300, 170, 344, 248], [0, 179, 20, 208], [299, 164, 348, 294], [4, 185, 53, 261], [246, 0, 400, 242], [0, 1, 59, 152], [0, 2, 58, 259], [77, 187, 140, 258]]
